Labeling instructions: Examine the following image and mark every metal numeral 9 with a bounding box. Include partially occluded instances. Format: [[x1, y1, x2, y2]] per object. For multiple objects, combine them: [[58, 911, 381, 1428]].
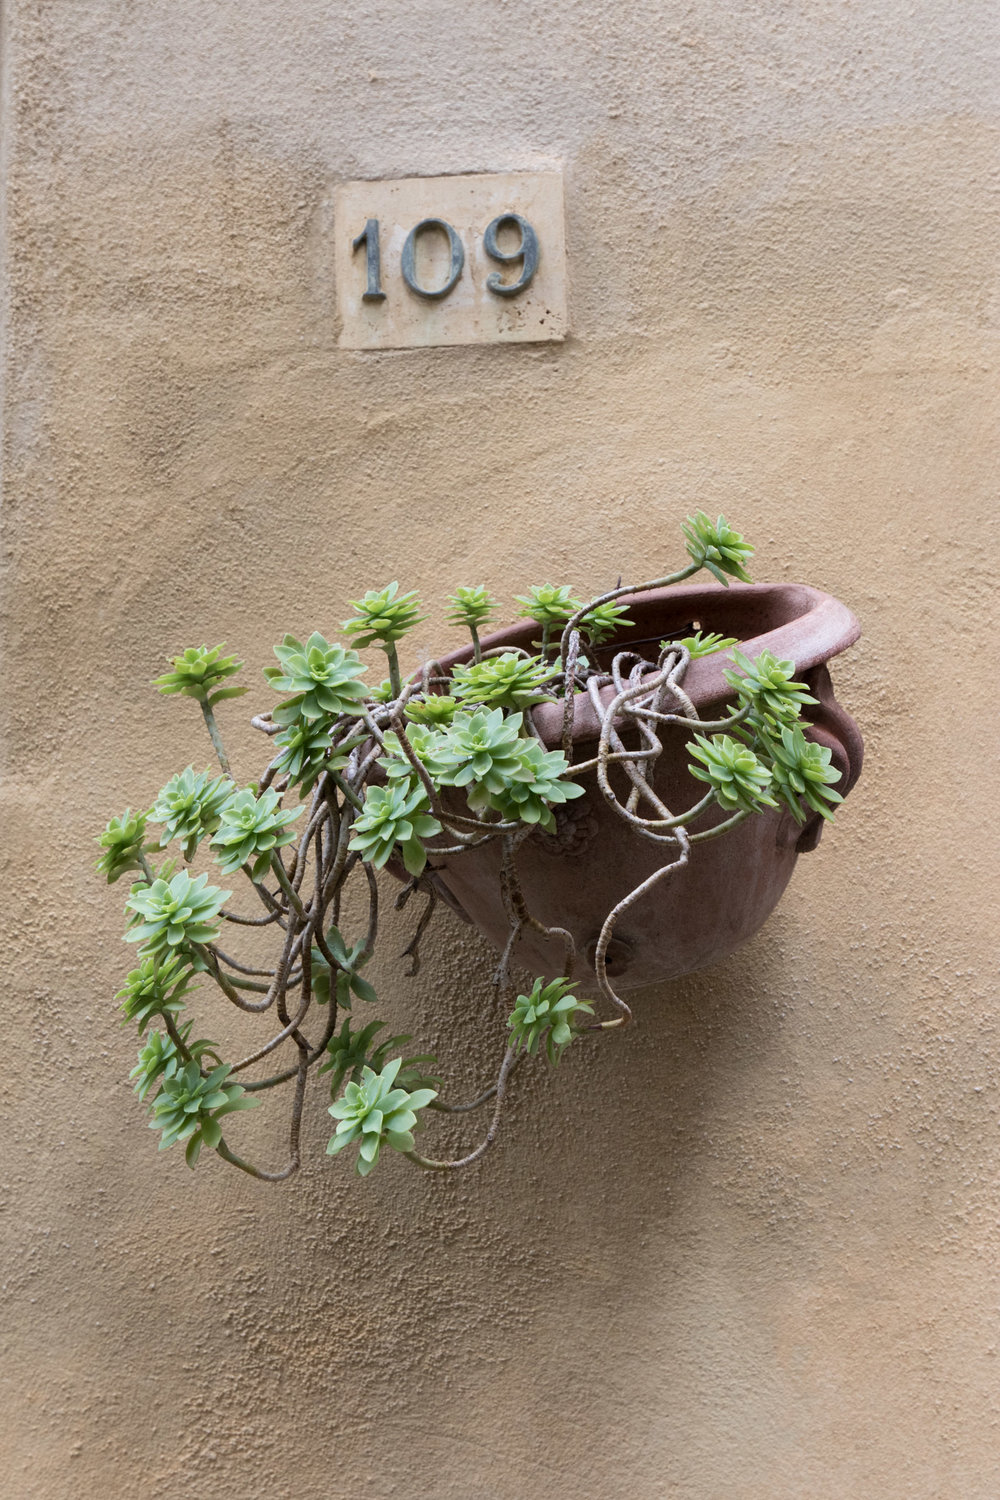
[[482, 213, 539, 297]]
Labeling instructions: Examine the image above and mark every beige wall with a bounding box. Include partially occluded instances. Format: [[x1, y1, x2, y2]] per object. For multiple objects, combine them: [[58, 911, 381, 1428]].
[[2, 2, 998, 1496]]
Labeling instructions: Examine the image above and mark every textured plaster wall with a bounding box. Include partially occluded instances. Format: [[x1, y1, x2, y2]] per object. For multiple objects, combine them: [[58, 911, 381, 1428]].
[[1, 2, 998, 1497]]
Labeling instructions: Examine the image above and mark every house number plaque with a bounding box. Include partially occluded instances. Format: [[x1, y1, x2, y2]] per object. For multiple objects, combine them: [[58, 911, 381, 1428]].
[[335, 171, 567, 350]]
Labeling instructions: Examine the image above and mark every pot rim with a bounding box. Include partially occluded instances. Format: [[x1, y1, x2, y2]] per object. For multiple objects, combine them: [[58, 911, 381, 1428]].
[[431, 580, 860, 748]]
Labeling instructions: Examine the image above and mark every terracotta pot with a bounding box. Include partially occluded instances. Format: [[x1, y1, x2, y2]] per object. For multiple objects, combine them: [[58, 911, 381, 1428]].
[[411, 582, 863, 993]]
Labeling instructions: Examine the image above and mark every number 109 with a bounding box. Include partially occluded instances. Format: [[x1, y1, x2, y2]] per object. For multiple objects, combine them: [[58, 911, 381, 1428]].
[[352, 214, 540, 303]]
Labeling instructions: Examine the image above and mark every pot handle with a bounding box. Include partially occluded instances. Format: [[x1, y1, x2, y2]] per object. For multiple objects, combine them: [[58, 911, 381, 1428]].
[[796, 663, 865, 853]]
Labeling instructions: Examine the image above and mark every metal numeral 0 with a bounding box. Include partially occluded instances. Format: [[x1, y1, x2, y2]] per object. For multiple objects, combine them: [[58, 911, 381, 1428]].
[[400, 218, 465, 300], [483, 213, 539, 297], [352, 218, 386, 302]]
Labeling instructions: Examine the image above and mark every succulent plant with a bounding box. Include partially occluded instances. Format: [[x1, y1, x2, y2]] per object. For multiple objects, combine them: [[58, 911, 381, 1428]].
[[514, 583, 582, 628], [150, 767, 235, 861], [687, 733, 776, 814], [309, 923, 378, 1009], [681, 512, 754, 585], [434, 708, 527, 794], [117, 954, 196, 1033], [580, 600, 635, 646], [130, 1022, 217, 1098], [153, 645, 246, 707], [269, 718, 347, 796], [451, 651, 559, 711], [377, 724, 452, 791], [725, 648, 818, 729], [508, 978, 595, 1064], [264, 633, 369, 727], [326, 1058, 437, 1176], [446, 585, 497, 634], [761, 724, 844, 824], [319, 1018, 392, 1096], [101, 509, 858, 1186], [209, 788, 303, 880], [674, 631, 739, 659], [343, 582, 426, 697], [319, 1017, 439, 1099], [124, 870, 230, 959], [343, 582, 426, 649], [130, 1025, 185, 1102], [483, 739, 585, 830], [149, 1061, 256, 1166], [96, 808, 150, 884], [404, 694, 459, 727], [347, 782, 443, 875]]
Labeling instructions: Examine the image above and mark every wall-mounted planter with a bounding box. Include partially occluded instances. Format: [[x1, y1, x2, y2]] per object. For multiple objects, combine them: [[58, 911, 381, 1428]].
[[415, 582, 862, 993], [104, 548, 863, 1183]]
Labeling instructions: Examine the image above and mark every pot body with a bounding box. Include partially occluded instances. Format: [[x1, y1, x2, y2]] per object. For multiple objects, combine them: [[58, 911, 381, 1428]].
[[417, 582, 863, 993]]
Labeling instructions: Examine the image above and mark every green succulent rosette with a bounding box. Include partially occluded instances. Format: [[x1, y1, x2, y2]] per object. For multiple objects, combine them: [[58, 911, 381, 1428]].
[[687, 733, 776, 814], [153, 644, 246, 707], [264, 633, 368, 727], [343, 583, 426, 649], [270, 719, 352, 796], [761, 724, 843, 824], [446, 586, 497, 633], [150, 767, 235, 861], [326, 1057, 437, 1176], [318, 1017, 439, 1100], [149, 1061, 256, 1166], [209, 787, 303, 880], [117, 953, 196, 1033], [404, 695, 459, 727], [451, 652, 559, 711], [309, 923, 378, 1010], [130, 1024, 217, 1100], [433, 707, 527, 793], [508, 978, 595, 1065], [377, 725, 452, 791], [725, 648, 818, 730], [681, 512, 754, 585], [131, 1026, 186, 1102], [579, 600, 634, 647], [125, 870, 230, 959], [673, 631, 738, 659], [476, 737, 585, 831], [347, 782, 443, 876], [96, 808, 150, 884], [514, 583, 582, 629]]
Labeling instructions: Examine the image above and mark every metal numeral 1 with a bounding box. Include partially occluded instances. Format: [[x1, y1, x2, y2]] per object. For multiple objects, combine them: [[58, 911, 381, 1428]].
[[400, 218, 465, 300], [352, 218, 386, 302]]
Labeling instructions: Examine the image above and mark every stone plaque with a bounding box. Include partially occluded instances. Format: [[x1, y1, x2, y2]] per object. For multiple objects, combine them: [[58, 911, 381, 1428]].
[[335, 171, 567, 350]]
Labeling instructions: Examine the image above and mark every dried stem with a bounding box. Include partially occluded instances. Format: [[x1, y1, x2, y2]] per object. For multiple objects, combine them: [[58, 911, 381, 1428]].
[[405, 1046, 519, 1170]]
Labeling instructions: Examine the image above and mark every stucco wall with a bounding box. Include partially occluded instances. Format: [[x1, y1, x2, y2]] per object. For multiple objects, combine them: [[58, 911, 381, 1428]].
[[2, 3, 998, 1496]]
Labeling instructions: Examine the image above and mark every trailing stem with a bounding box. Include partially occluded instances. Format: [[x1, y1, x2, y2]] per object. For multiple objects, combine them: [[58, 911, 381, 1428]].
[[200, 700, 233, 776]]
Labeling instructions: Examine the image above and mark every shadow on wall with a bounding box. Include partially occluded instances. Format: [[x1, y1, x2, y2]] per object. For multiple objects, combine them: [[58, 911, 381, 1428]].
[[324, 916, 803, 1496]]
